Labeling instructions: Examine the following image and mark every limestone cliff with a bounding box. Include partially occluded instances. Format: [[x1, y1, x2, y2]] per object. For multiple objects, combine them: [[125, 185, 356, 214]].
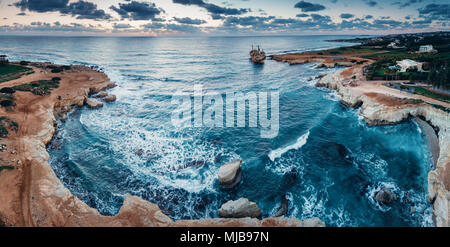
[[317, 70, 449, 227]]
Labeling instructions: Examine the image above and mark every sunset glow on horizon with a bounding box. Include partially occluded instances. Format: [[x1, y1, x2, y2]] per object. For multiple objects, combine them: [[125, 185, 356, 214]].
[[0, 0, 449, 36]]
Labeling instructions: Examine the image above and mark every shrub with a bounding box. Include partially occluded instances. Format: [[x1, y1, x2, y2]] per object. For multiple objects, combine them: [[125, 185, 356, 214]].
[[0, 100, 14, 107], [19, 61, 30, 65], [0, 127, 7, 137], [51, 77, 61, 81], [51, 68, 63, 73], [0, 87, 15, 94]]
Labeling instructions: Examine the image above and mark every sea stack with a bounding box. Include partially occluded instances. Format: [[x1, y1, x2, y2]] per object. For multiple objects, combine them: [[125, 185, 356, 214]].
[[218, 198, 261, 218], [218, 160, 242, 188]]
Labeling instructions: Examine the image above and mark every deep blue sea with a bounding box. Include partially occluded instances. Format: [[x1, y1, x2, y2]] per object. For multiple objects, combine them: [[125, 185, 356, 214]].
[[0, 35, 433, 226]]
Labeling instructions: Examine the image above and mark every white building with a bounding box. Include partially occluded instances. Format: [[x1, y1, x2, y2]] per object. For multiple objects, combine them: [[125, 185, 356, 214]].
[[396, 59, 423, 72], [418, 45, 436, 53]]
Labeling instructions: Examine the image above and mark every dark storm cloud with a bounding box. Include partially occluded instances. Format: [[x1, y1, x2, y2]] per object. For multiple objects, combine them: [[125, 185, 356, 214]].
[[340, 13, 354, 19], [418, 4, 450, 20], [173, 17, 206, 25], [294, 1, 326, 12], [14, 0, 110, 20], [172, 0, 248, 16], [110, 1, 164, 20]]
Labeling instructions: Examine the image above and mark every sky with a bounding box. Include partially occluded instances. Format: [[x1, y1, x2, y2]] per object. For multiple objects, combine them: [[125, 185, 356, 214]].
[[0, 0, 448, 36]]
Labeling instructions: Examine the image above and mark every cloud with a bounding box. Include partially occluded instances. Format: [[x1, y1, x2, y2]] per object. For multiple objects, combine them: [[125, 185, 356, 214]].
[[418, 4, 450, 20], [393, 0, 423, 8], [294, 1, 326, 12], [14, 0, 110, 20], [110, 1, 164, 20], [172, 0, 248, 16], [340, 13, 354, 19], [61, 1, 111, 20], [296, 13, 309, 18], [142, 22, 201, 34], [0, 22, 106, 33], [14, 0, 68, 12], [173, 17, 206, 25], [362, 0, 377, 7]]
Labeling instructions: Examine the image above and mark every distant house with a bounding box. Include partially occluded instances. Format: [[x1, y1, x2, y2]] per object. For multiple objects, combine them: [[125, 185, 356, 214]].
[[0, 55, 8, 65], [418, 45, 437, 53], [396, 59, 423, 72], [387, 39, 403, 49]]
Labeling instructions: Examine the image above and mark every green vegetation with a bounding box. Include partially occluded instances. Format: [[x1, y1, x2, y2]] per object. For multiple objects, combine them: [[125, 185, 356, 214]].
[[407, 86, 450, 103], [0, 64, 33, 83], [0, 166, 14, 173], [12, 79, 60, 96], [367, 61, 429, 81], [0, 92, 15, 111], [387, 83, 450, 103], [0, 87, 15, 94], [0, 116, 18, 138], [305, 46, 383, 56]]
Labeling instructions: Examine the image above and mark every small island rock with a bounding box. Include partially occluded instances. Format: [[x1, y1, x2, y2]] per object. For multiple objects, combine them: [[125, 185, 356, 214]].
[[218, 198, 261, 218], [218, 160, 242, 188]]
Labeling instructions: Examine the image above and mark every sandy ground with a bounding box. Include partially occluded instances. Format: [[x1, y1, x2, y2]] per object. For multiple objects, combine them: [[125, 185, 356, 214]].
[[272, 53, 450, 109]]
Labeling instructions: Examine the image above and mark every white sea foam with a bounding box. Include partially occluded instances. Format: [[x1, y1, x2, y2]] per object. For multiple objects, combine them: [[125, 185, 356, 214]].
[[268, 131, 310, 162]]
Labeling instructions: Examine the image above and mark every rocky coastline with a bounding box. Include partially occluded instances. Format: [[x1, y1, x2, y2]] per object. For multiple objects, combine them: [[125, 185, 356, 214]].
[[0, 63, 324, 227], [316, 70, 449, 227]]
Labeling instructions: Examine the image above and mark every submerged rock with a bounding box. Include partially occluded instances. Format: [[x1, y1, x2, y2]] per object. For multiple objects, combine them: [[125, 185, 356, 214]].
[[273, 194, 289, 217], [374, 188, 398, 205], [280, 168, 298, 190], [218, 160, 242, 188], [184, 160, 205, 169], [219, 198, 261, 218], [135, 149, 144, 156]]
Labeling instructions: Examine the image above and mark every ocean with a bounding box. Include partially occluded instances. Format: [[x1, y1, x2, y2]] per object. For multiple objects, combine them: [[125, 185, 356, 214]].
[[0, 35, 433, 226]]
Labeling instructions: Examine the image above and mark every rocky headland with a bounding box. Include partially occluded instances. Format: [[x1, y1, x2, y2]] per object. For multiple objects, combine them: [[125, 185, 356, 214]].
[[315, 64, 449, 227]]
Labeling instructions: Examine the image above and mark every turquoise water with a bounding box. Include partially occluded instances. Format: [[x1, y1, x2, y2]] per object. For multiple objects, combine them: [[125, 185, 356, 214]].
[[0, 35, 433, 226]]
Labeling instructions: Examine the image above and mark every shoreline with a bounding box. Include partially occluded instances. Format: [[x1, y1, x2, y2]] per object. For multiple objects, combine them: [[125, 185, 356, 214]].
[[0, 49, 448, 226], [270, 53, 448, 227], [0, 62, 324, 227]]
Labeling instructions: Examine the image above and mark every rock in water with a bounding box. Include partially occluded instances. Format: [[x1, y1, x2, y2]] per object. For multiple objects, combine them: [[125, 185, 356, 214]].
[[218, 198, 261, 218], [218, 160, 242, 188], [85, 98, 104, 109], [374, 188, 397, 205], [184, 160, 205, 169], [94, 91, 108, 98], [281, 168, 298, 188], [273, 194, 289, 217], [103, 94, 117, 102]]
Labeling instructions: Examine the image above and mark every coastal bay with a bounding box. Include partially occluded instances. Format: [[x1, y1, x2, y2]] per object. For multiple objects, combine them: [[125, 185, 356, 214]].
[[0, 35, 443, 227]]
